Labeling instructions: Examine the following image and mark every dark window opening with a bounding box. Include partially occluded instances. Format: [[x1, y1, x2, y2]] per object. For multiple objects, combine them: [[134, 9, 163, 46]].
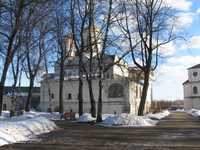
[[3, 104, 7, 110], [68, 93, 72, 99], [51, 93, 54, 99]]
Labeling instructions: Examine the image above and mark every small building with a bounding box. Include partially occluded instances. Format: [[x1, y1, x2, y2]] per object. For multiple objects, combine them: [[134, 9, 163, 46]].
[[2, 86, 40, 111], [183, 64, 200, 110], [171, 101, 184, 110]]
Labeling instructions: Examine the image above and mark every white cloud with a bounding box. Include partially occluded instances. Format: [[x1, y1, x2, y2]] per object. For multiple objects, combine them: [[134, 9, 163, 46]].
[[153, 64, 187, 100], [163, 0, 192, 11], [158, 41, 177, 57], [197, 8, 200, 14], [153, 55, 200, 100], [179, 36, 200, 50], [176, 12, 196, 28], [167, 55, 200, 66]]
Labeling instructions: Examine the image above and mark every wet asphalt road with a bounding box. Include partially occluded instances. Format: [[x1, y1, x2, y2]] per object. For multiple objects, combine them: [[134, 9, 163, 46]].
[[1, 111, 200, 150]]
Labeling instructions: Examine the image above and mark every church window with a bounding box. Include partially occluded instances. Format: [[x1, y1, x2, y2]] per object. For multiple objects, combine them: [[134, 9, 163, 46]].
[[68, 93, 72, 99], [51, 93, 54, 99], [193, 86, 198, 94], [108, 83, 123, 98], [193, 72, 198, 77]]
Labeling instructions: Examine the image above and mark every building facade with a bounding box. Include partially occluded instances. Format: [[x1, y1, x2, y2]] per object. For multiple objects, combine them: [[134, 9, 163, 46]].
[[183, 64, 200, 110], [40, 24, 153, 115]]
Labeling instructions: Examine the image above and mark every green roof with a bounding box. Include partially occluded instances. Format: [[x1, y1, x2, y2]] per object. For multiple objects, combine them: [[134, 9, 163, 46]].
[[3, 86, 40, 93], [182, 80, 189, 85]]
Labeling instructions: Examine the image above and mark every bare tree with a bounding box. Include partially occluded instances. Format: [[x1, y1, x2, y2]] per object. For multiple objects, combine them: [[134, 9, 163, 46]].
[[68, 0, 90, 116], [9, 48, 25, 117], [51, 0, 72, 114], [43, 45, 54, 113], [0, 0, 38, 115], [118, 0, 182, 115], [22, 1, 53, 112]]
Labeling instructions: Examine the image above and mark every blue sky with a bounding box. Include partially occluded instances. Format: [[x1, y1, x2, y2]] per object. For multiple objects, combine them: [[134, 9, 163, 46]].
[[153, 0, 200, 100], [4, 0, 200, 101]]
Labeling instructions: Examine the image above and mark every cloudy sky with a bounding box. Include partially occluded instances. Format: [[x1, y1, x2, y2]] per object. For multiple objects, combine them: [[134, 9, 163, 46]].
[[152, 0, 200, 100]]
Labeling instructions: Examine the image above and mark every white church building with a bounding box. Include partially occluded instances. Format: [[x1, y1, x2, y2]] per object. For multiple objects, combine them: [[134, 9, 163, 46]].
[[183, 64, 200, 110], [39, 24, 153, 115]]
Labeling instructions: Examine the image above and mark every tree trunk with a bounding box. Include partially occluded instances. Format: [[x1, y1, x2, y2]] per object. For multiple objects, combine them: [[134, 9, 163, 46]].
[[138, 70, 150, 116], [88, 80, 96, 117], [78, 57, 83, 116], [0, 58, 12, 116], [59, 64, 64, 114], [96, 72, 103, 122], [25, 77, 34, 112], [48, 89, 52, 113], [78, 74, 83, 116]]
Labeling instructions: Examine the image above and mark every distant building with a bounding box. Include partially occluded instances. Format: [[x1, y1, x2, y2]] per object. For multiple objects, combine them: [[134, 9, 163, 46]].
[[2, 86, 40, 111], [183, 64, 200, 110], [40, 24, 153, 115], [170, 100, 184, 110]]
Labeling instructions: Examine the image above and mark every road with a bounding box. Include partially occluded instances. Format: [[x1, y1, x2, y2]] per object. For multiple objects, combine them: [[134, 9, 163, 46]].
[[1, 111, 200, 150]]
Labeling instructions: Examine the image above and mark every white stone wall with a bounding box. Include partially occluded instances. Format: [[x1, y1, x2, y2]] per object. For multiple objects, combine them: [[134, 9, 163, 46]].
[[40, 79, 136, 114]]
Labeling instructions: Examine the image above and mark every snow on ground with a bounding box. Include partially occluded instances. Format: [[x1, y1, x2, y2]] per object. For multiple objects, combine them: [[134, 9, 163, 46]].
[[188, 109, 200, 117], [76, 110, 171, 127], [145, 110, 170, 120], [0, 110, 59, 147], [100, 114, 158, 126], [0, 109, 171, 147]]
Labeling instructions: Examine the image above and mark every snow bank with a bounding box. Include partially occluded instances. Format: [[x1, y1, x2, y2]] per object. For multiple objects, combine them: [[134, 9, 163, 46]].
[[188, 109, 200, 117], [20, 111, 61, 120], [0, 109, 171, 146], [76, 114, 96, 122], [102, 114, 158, 126], [146, 110, 170, 119], [0, 116, 57, 146]]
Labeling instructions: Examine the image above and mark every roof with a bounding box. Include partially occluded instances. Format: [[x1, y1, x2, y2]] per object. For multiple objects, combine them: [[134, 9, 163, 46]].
[[188, 63, 200, 69], [84, 24, 100, 32], [182, 79, 189, 85], [3, 86, 40, 94]]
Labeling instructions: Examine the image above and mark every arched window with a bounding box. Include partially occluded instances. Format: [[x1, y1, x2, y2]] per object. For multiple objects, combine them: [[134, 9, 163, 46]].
[[108, 83, 123, 98], [193, 86, 198, 94], [51, 93, 54, 99], [68, 93, 72, 99]]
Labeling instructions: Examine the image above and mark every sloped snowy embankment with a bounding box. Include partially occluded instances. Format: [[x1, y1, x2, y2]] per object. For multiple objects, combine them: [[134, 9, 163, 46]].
[[188, 109, 200, 117], [0, 112, 58, 146]]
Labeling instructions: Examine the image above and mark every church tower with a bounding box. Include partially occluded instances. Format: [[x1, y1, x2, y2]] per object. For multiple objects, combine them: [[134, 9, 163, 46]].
[[82, 0, 101, 58], [62, 33, 75, 60]]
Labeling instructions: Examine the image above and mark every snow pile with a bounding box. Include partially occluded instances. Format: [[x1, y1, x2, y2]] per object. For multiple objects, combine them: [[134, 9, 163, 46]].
[[76, 114, 96, 122], [0, 109, 171, 146], [188, 109, 200, 117], [146, 110, 170, 119], [20, 109, 61, 120], [0, 116, 57, 146], [102, 114, 158, 126]]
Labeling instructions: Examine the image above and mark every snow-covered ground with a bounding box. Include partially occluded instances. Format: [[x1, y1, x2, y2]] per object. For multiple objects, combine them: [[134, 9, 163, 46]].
[[0, 109, 171, 147], [187, 109, 200, 117]]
